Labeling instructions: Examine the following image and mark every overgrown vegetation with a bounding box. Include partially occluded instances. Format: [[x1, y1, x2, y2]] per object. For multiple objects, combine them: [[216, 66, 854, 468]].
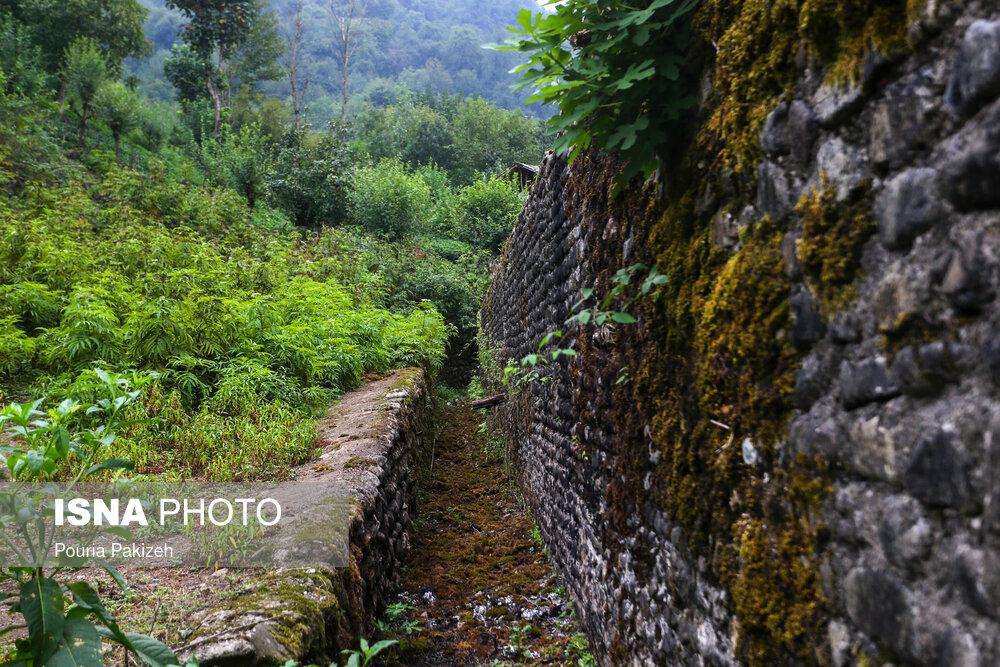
[[0, 0, 548, 662], [0, 371, 180, 666]]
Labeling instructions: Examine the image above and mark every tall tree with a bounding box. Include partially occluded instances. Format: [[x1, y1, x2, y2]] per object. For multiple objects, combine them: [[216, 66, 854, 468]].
[[0, 0, 150, 74], [326, 0, 370, 122], [62, 38, 109, 149], [95, 79, 139, 160], [165, 0, 258, 136], [281, 0, 310, 130], [163, 42, 209, 104], [224, 7, 283, 102]]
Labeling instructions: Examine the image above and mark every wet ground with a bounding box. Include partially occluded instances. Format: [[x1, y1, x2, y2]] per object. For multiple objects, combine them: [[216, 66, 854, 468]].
[[2, 387, 594, 666], [380, 405, 594, 666]]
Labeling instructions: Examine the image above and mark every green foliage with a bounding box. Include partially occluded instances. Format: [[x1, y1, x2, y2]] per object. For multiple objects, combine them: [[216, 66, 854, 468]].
[[450, 175, 523, 252], [266, 127, 351, 227], [95, 79, 141, 157], [163, 42, 209, 103], [133, 0, 547, 118], [346, 158, 431, 239], [505, 264, 668, 388], [165, 0, 257, 61], [0, 14, 46, 97], [423, 237, 471, 262], [0, 68, 59, 189], [381, 249, 486, 339], [229, 86, 291, 138], [2, 0, 151, 74], [224, 5, 284, 93], [375, 602, 420, 635], [165, 0, 266, 133], [448, 96, 546, 184], [62, 37, 110, 147], [0, 315, 35, 374], [341, 637, 399, 667], [0, 165, 451, 479], [196, 121, 273, 207], [499, 0, 699, 189], [352, 93, 545, 185], [0, 370, 181, 666]]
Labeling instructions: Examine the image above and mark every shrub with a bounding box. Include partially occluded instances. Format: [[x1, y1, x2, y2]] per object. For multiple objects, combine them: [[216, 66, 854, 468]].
[[451, 175, 523, 251], [266, 128, 351, 227], [424, 237, 471, 261], [196, 121, 273, 209], [0, 316, 35, 374], [346, 158, 432, 239], [381, 250, 482, 338]]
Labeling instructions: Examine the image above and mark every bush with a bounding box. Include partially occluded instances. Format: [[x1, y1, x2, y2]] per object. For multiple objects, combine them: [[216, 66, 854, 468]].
[[347, 158, 432, 239], [266, 128, 351, 227], [451, 176, 523, 251], [0, 316, 35, 374], [381, 250, 483, 338], [196, 121, 273, 209], [424, 237, 471, 261]]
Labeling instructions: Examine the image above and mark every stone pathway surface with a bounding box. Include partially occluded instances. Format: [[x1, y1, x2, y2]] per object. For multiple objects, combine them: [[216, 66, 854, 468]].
[[380, 405, 593, 666]]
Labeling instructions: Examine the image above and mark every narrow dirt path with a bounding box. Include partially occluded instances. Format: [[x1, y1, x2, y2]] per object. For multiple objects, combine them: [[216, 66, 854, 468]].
[[382, 405, 593, 666]]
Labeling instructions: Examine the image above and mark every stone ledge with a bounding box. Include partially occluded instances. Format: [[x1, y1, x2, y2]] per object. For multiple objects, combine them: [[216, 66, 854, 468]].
[[179, 369, 429, 667]]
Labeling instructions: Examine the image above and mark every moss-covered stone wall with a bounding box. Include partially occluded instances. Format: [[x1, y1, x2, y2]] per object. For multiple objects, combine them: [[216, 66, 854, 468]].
[[481, 2, 1000, 665], [179, 369, 429, 667]]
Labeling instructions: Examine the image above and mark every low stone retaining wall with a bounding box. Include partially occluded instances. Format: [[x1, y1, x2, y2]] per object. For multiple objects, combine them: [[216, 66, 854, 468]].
[[179, 368, 429, 667]]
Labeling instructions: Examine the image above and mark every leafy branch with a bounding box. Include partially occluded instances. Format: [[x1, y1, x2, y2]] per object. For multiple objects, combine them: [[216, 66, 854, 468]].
[[494, 0, 700, 192]]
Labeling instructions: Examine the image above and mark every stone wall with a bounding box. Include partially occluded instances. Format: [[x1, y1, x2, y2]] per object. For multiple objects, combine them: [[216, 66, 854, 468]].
[[181, 369, 429, 667], [481, 3, 1000, 665]]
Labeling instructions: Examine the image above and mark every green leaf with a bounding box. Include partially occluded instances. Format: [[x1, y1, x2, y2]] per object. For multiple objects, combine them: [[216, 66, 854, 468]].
[[66, 582, 109, 617], [516, 7, 534, 31], [26, 449, 43, 475], [367, 639, 398, 656], [85, 458, 134, 476], [20, 577, 65, 661], [610, 313, 637, 324], [106, 526, 133, 540], [52, 427, 70, 458], [124, 632, 180, 667], [92, 558, 127, 590], [43, 617, 101, 667]]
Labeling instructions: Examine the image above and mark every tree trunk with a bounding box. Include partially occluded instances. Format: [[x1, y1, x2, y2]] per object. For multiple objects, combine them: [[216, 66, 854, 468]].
[[77, 105, 89, 149], [340, 50, 349, 122], [58, 82, 67, 143], [113, 132, 121, 162], [206, 74, 222, 138], [471, 394, 506, 409]]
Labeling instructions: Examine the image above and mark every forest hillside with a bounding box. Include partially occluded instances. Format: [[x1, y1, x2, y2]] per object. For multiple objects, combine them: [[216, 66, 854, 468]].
[[134, 0, 543, 122]]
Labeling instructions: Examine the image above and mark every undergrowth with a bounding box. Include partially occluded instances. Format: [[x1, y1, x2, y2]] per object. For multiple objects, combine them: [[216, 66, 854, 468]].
[[0, 165, 452, 480]]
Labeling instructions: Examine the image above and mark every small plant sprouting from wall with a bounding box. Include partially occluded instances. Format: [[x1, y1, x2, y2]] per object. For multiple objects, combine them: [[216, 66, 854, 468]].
[[504, 264, 668, 387]]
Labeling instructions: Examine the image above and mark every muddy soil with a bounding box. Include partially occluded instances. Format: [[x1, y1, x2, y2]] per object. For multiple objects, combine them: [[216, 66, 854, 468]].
[[380, 405, 592, 667]]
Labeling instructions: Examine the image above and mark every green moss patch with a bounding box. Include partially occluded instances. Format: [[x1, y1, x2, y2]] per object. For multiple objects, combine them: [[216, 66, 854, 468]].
[[796, 180, 876, 314], [694, 0, 922, 181]]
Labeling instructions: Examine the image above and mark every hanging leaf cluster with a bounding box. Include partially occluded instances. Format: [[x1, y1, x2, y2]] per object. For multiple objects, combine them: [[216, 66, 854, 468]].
[[497, 0, 699, 191]]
